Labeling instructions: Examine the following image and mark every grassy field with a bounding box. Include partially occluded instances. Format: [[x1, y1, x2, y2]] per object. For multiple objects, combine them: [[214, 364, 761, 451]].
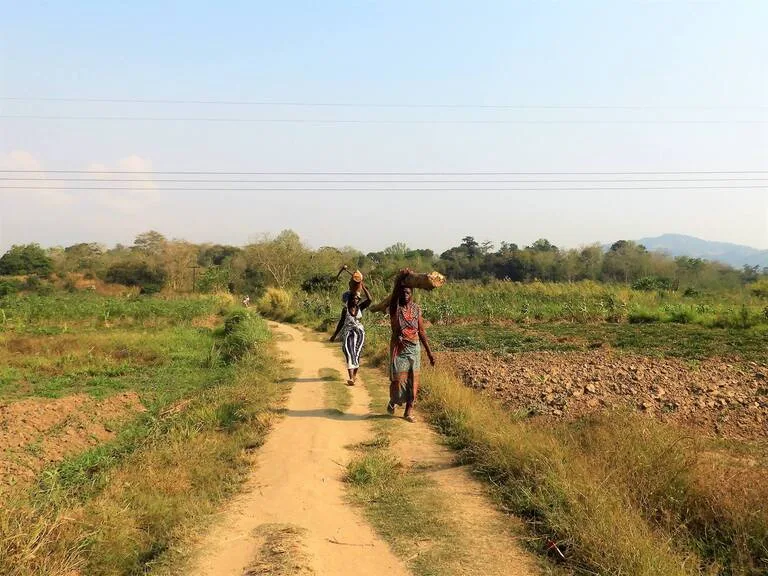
[[0, 293, 284, 575], [293, 278, 768, 332], [272, 279, 768, 576]]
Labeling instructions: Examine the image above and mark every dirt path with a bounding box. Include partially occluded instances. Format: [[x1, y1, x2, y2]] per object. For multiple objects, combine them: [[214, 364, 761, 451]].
[[185, 322, 409, 576], [184, 322, 540, 576]]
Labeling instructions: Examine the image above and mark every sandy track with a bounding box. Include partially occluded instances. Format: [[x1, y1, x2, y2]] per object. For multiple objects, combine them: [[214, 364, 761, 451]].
[[185, 322, 409, 576], [184, 322, 540, 576]]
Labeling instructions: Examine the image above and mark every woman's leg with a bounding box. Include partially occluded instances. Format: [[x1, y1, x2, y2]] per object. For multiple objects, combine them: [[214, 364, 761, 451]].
[[343, 331, 356, 385], [403, 358, 420, 421], [351, 329, 364, 382]]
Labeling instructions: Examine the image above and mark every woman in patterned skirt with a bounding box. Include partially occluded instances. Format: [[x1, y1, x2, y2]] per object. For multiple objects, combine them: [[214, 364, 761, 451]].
[[387, 275, 435, 422], [330, 284, 372, 385]]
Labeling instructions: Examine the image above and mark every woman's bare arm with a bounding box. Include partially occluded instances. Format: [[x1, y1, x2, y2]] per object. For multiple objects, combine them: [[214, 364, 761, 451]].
[[330, 308, 346, 342], [418, 311, 435, 366], [359, 284, 373, 311]]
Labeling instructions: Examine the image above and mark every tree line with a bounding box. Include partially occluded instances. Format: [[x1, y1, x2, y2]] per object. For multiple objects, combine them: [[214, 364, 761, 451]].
[[0, 230, 765, 296]]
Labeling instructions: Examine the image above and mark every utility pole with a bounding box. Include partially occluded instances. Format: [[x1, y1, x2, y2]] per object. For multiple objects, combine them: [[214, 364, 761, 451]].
[[189, 265, 200, 292]]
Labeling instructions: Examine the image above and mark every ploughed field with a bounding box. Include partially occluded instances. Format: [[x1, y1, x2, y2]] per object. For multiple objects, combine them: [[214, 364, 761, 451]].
[[0, 293, 230, 493], [343, 281, 768, 441]]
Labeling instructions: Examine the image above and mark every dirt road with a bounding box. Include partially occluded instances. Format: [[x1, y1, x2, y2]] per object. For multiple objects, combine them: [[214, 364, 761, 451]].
[[186, 322, 409, 576], [185, 322, 539, 576]]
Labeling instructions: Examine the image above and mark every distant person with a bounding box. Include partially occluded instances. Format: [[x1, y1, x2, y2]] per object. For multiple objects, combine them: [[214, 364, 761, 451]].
[[387, 272, 435, 422], [242, 295, 250, 307], [330, 283, 373, 386]]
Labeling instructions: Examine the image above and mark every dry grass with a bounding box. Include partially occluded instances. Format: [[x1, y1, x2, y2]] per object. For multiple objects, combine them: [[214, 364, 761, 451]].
[[0, 308, 284, 576], [419, 365, 768, 575], [244, 524, 313, 575]]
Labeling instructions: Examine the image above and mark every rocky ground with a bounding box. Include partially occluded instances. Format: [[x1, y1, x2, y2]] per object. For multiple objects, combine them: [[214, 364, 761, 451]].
[[445, 350, 768, 439]]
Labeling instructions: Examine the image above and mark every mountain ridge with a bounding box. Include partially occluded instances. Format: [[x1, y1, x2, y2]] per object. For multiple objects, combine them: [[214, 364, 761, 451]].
[[635, 234, 768, 268]]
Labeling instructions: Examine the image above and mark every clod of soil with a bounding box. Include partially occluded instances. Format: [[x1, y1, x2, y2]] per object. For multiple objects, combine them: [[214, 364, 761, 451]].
[[445, 351, 768, 439], [0, 392, 145, 490]]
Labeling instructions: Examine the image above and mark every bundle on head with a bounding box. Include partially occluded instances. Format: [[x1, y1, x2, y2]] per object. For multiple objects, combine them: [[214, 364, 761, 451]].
[[337, 265, 364, 298], [370, 269, 446, 313]]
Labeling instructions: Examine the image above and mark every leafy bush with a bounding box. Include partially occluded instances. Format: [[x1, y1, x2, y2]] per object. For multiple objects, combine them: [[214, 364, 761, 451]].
[[632, 276, 673, 292], [301, 274, 337, 294], [628, 308, 661, 324], [257, 288, 293, 320], [105, 262, 167, 294], [683, 287, 701, 298], [0, 244, 53, 276], [0, 279, 23, 297], [667, 307, 696, 324], [750, 280, 768, 299], [216, 309, 270, 363]]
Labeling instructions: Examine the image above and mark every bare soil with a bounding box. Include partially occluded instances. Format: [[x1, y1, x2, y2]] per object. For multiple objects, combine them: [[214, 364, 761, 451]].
[[446, 350, 768, 439], [0, 391, 144, 489]]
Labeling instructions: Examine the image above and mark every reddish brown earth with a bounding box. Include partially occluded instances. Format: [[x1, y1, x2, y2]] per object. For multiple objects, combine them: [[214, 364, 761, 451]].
[[0, 392, 145, 489], [446, 350, 768, 439]]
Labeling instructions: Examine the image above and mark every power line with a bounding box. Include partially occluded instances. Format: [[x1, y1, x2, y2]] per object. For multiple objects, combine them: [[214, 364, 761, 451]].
[[2, 96, 766, 110], [1, 115, 767, 124], [3, 177, 768, 184], [2, 169, 767, 176], [2, 185, 766, 191]]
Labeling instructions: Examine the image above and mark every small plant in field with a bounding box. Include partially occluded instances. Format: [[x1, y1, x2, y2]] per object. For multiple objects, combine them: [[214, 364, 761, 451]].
[[628, 308, 661, 324]]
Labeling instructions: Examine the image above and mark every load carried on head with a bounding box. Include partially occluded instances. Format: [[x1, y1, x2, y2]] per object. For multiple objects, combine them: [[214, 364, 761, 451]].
[[336, 265, 364, 303], [370, 268, 446, 313]]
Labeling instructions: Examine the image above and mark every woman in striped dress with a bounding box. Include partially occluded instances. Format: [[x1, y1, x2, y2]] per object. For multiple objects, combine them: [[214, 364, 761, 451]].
[[330, 284, 372, 386]]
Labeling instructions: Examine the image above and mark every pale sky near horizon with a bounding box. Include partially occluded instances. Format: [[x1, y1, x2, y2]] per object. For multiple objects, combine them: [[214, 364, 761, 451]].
[[1, 1, 766, 253]]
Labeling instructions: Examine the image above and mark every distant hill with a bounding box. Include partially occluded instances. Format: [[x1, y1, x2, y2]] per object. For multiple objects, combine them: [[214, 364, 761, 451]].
[[636, 234, 768, 269]]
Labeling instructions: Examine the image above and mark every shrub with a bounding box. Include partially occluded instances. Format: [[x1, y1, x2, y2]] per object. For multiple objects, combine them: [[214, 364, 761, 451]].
[[105, 262, 167, 294], [632, 276, 673, 292], [301, 274, 337, 294], [628, 309, 661, 324], [257, 288, 293, 320], [667, 307, 696, 324], [0, 244, 53, 276], [216, 310, 270, 363], [750, 280, 768, 299], [0, 279, 23, 297], [683, 287, 701, 298]]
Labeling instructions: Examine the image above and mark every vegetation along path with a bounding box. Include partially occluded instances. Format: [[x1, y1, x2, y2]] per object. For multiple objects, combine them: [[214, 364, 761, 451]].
[[184, 322, 539, 576]]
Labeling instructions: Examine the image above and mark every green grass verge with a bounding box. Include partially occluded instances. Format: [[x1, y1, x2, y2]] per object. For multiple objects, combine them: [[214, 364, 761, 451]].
[[0, 307, 285, 576]]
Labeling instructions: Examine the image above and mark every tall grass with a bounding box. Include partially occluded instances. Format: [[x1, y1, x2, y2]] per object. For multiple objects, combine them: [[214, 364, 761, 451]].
[[290, 279, 767, 329], [419, 366, 768, 575]]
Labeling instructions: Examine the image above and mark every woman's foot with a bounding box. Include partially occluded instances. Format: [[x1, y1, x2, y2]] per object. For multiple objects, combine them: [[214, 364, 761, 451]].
[[386, 402, 396, 415], [346, 379, 355, 386], [404, 413, 415, 423]]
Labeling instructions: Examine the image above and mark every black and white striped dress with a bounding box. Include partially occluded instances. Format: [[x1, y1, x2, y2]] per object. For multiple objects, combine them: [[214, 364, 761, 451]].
[[341, 306, 365, 369]]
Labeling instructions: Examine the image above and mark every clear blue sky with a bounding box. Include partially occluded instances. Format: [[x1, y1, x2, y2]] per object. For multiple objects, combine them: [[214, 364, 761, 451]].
[[1, 1, 766, 253]]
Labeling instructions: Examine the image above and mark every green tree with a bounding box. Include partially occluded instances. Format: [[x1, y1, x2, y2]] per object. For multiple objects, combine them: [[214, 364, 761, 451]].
[[0, 244, 53, 276], [245, 230, 310, 289], [133, 230, 167, 256]]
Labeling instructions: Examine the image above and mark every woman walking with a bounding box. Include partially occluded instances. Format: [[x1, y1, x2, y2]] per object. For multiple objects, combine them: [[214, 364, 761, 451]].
[[387, 274, 435, 422], [330, 284, 372, 385]]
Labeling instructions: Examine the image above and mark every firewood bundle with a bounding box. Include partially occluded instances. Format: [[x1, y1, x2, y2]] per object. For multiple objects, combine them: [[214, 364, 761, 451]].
[[370, 270, 446, 313]]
